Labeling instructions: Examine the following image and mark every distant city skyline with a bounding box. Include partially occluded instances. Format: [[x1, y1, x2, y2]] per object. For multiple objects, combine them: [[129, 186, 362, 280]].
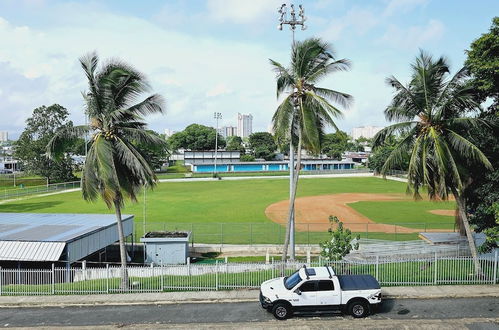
[[351, 126, 384, 140], [0, 131, 8, 142]]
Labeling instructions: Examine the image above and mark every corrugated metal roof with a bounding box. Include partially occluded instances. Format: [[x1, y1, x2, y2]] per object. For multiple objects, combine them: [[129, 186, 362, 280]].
[[0, 213, 133, 242], [0, 241, 65, 261], [0, 213, 134, 262]]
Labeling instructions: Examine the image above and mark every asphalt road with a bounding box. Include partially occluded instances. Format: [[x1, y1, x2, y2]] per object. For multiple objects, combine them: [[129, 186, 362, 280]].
[[0, 298, 498, 328]]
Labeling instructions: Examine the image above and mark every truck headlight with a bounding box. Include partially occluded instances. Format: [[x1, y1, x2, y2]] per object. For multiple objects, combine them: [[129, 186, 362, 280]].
[[263, 296, 272, 304]]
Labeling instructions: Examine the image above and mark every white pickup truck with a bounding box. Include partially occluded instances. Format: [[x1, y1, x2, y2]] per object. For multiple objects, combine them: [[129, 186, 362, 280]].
[[259, 265, 381, 320]]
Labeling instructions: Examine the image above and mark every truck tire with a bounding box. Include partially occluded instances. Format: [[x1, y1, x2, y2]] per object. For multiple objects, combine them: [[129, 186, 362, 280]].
[[348, 300, 369, 318], [272, 302, 292, 320]]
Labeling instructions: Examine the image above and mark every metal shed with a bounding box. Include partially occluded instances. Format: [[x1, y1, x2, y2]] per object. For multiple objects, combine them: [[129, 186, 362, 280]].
[[0, 213, 134, 263]]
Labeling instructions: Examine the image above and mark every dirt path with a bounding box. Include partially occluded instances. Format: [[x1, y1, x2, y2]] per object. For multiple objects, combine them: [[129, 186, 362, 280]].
[[265, 193, 452, 234]]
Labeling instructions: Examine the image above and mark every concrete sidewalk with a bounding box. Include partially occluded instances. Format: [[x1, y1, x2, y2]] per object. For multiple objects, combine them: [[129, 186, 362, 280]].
[[0, 285, 497, 308]]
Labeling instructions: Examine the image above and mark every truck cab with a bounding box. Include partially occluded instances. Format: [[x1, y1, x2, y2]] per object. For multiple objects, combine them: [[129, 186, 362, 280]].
[[260, 265, 381, 320]]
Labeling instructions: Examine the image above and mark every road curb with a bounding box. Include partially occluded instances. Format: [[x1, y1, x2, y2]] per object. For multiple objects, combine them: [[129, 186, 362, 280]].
[[1, 286, 498, 308]]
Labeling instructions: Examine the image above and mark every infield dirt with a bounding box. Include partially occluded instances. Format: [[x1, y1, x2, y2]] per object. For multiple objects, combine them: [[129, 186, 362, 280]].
[[265, 193, 454, 233]]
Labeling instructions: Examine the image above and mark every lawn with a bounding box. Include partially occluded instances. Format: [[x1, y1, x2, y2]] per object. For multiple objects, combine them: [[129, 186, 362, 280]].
[[0, 177, 455, 243]]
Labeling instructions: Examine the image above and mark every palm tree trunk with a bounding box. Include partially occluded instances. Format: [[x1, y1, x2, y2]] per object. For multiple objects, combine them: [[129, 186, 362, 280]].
[[281, 132, 303, 262], [455, 194, 483, 276], [114, 199, 130, 290]]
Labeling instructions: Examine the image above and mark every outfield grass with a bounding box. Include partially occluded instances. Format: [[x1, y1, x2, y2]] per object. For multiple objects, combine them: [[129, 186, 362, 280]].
[[349, 200, 456, 230], [0, 177, 455, 243]]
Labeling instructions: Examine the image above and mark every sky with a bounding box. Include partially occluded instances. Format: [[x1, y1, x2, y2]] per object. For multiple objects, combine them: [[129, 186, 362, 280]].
[[0, 0, 497, 139]]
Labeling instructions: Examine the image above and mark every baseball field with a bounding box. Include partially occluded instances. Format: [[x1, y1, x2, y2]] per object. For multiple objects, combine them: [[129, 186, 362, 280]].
[[0, 176, 456, 243]]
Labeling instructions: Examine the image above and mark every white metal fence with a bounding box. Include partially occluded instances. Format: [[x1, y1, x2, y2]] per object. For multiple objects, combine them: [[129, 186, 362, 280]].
[[0, 253, 497, 296], [0, 181, 80, 200]]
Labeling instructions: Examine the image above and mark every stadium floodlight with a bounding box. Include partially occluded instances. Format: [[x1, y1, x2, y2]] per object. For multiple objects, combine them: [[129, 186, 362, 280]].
[[213, 112, 222, 178], [276, 4, 308, 261]]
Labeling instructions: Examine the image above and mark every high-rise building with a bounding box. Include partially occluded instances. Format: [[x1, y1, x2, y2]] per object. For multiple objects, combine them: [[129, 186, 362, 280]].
[[0, 131, 8, 142], [221, 126, 237, 138], [351, 126, 383, 140], [164, 129, 177, 138], [237, 113, 253, 138]]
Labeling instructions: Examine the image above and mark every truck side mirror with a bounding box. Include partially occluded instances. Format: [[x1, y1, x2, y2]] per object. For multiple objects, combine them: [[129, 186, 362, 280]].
[[294, 289, 302, 295]]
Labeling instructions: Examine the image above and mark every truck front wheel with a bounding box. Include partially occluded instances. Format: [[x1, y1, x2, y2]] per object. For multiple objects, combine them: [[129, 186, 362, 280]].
[[272, 302, 292, 320], [348, 300, 369, 318]]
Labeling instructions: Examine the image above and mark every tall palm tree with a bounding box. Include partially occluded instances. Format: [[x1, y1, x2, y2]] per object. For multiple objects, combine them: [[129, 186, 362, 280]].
[[270, 38, 352, 260], [373, 51, 492, 275], [47, 52, 166, 288]]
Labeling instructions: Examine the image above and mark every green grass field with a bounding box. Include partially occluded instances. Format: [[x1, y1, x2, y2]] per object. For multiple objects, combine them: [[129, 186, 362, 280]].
[[349, 200, 456, 230], [0, 177, 456, 243]]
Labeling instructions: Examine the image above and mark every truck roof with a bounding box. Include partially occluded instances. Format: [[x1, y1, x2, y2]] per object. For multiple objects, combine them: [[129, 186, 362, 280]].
[[298, 266, 336, 279]]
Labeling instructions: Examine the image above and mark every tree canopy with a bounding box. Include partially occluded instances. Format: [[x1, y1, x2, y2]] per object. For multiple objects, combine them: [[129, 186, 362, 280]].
[[168, 124, 225, 151], [465, 17, 499, 105], [15, 104, 77, 183], [321, 130, 349, 160], [248, 132, 277, 160], [464, 17, 499, 252]]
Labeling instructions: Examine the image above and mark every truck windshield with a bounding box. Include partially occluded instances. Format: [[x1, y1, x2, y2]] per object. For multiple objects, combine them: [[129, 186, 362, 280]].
[[284, 271, 302, 290]]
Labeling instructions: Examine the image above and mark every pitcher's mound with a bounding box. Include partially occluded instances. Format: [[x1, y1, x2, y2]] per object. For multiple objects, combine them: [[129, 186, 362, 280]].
[[265, 193, 449, 234]]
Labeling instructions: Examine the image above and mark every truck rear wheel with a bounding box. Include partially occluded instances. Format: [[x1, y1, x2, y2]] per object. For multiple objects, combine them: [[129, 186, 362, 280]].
[[272, 302, 291, 320], [349, 300, 369, 318]]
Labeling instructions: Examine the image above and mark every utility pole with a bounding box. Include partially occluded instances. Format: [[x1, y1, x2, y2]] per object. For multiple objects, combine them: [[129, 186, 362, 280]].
[[277, 3, 307, 260], [213, 112, 222, 178]]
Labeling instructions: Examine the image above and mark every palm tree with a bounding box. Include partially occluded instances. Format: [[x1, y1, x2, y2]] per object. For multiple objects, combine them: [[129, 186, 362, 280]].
[[47, 52, 166, 288], [373, 51, 492, 275], [270, 38, 352, 260]]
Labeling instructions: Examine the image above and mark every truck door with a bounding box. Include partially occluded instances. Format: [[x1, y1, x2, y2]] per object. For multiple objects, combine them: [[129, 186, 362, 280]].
[[294, 280, 318, 307], [316, 279, 341, 307]]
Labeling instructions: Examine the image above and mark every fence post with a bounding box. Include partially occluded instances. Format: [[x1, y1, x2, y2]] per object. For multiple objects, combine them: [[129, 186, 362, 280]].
[[160, 263, 164, 292], [375, 256, 379, 281], [220, 223, 223, 246], [493, 250, 498, 284], [0, 266, 2, 296], [434, 252, 438, 285], [106, 264, 110, 293], [215, 260, 219, 291], [187, 257, 191, 276], [51, 263, 55, 295], [307, 224, 310, 246], [250, 224, 253, 246]]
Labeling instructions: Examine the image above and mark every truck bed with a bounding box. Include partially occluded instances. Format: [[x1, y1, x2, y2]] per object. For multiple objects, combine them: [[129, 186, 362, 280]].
[[337, 275, 380, 291]]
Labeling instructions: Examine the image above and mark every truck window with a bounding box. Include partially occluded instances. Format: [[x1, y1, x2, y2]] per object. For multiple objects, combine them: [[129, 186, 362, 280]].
[[284, 271, 302, 290], [318, 280, 334, 291], [299, 281, 317, 292]]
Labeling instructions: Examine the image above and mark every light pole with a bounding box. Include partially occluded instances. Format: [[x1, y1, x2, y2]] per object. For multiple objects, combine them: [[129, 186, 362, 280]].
[[278, 3, 306, 260], [213, 112, 222, 178]]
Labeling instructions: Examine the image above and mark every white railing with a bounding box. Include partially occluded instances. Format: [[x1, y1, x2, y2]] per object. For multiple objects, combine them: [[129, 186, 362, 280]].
[[0, 181, 80, 200], [0, 253, 497, 296]]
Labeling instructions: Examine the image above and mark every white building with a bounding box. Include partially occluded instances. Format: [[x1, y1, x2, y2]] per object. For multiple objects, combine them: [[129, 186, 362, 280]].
[[0, 131, 8, 142], [351, 126, 384, 140], [164, 129, 177, 138], [218, 126, 237, 138], [237, 113, 253, 138]]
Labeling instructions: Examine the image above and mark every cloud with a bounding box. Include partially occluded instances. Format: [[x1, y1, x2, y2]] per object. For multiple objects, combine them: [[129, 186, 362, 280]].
[[0, 7, 285, 135], [321, 7, 379, 41], [378, 19, 445, 50], [383, 0, 428, 17], [206, 0, 282, 24]]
